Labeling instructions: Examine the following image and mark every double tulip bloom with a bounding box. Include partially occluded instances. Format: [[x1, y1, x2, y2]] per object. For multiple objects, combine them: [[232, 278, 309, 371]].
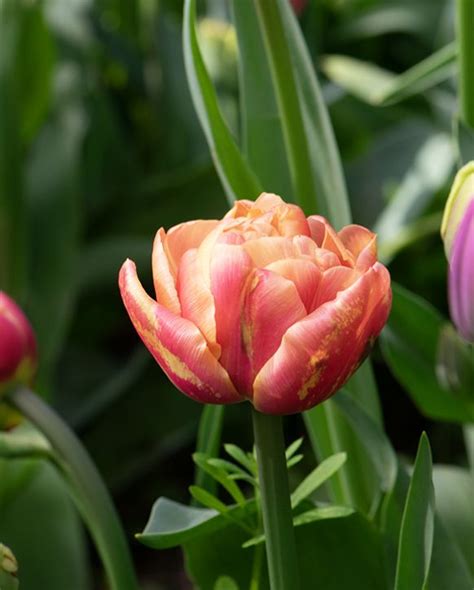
[[441, 162, 474, 343], [120, 194, 391, 414]]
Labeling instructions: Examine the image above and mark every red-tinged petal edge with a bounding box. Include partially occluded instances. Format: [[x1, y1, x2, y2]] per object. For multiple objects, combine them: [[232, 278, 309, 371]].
[[252, 263, 391, 415], [119, 259, 241, 404]]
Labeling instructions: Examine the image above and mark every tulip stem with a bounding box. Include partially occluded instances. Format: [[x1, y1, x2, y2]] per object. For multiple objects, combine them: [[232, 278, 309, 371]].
[[7, 387, 139, 590], [457, 0, 474, 129], [252, 409, 300, 590]]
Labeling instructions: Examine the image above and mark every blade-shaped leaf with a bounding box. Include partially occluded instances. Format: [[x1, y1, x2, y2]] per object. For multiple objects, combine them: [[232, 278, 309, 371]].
[[194, 405, 225, 497], [291, 453, 347, 508], [394, 433, 434, 590], [193, 453, 246, 505], [232, 0, 291, 199], [183, 0, 262, 205], [322, 43, 456, 106]]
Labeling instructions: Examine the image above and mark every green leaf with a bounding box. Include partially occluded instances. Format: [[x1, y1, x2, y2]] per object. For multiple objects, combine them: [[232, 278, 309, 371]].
[[291, 453, 347, 508], [0, 424, 52, 462], [285, 437, 303, 460], [137, 497, 256, 550], [243, 505, 354, 548], [189, 486, 229, 514], [455, 117, 474, 165], [332, 391, 398, 494], [185, 509, 385, 590], [286, 454, 303, 469], [183, 0, 262, 204], [380, 284, 474, 423], [0, 462, 91, 590], [276, 0, 351, 227], [322, 43, 456, 106], [193, 453, 246, 505], [214, 576, 240, 590], [232, 0, 292, 199], [374, 132, 455, 253], [432, 465, 474, 578], [224, 444, 256, 475], [394, 433, 434, 590], [194, 405, 225, 497]]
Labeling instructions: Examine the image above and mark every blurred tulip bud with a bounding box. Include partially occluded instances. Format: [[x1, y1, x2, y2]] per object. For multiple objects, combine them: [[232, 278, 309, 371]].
[[0, 292, 37, 393], [120, 194, 391, 415], [447, 197, 474, 343], [291, 0, 308, 15], [0, 544, 18, 590], [198, 19, 237, 91], [441, 161, 474, 258]]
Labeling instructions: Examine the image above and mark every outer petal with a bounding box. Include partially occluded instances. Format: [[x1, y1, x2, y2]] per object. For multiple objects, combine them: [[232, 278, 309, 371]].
[[152, 228, 181, 314], [211, 244, 254, 394], [265, 258, 321, 313], [243, 269, 307, 381], [163, 219, 218, 276], [253, 263, 391, 414], [119, 260, 240, 404], [178, 249, 219, 356], [311, 266, 358, 310]]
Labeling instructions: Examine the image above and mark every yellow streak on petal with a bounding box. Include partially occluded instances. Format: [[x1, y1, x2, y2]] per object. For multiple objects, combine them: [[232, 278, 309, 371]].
[[125, 275, 211, 394]]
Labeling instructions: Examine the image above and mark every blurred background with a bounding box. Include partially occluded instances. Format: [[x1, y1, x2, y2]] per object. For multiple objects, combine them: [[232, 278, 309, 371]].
[[0, 0, 467, 588]]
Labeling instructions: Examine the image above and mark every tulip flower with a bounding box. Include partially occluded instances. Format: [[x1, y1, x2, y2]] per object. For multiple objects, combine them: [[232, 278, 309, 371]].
[[119, 193, 391, 415], [441, 164, 474, 343], [0, 292, 37, 391]]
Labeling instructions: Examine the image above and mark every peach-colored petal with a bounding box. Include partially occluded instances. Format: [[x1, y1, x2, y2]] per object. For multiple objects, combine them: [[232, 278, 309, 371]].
[[163, 219, 218, 276], [243, 269, 307, 381], [338, 224, 377, 272], [211, 244, 254, 395], [119, 259, 240, 404], [224, 199, 254, 220], [273, 203, 310, 237], [265, 258, 321, 313], [243, 236, 298, 267], [178, 249, 219, 357], [308, 215, 354, 266], [152, 228, 181, 314], [312, 266, 358, 310], [252, 263, 391, 414], [251, 192, 285, 213]]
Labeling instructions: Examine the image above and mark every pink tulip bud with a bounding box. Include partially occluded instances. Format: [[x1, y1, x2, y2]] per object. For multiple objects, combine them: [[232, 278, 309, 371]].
[[0, 292, 37, 391], [119, 194, 391, 415], [448, 198, 474, 343]]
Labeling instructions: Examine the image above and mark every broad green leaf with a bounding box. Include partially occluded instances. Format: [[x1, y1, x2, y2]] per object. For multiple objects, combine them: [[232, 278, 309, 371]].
[[380, 284, 474, 423], [394, 433, 434, 590], [194, 405, 225, 497], [432, 465, 474, 577], [137, 497, 256, 550], [332, 391, 397, 494], [193, 453, 246, 505], [0, 462, 90, 590], [183, 0, 262, 204], [291, 453, 347, 508], [232, 0, 292, 199], [214, 576, 240, 590], [185, 510, 385, 590], [0, 425, 52, 462], [322, 43, 456, 106]]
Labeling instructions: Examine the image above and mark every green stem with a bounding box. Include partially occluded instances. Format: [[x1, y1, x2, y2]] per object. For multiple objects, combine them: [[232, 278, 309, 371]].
[[457, 0, 474, 129], [254, 0, 315, 213], [7, 387, 139, 590], [252, 409, 300, 590], [249, 543, 264, 590]]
